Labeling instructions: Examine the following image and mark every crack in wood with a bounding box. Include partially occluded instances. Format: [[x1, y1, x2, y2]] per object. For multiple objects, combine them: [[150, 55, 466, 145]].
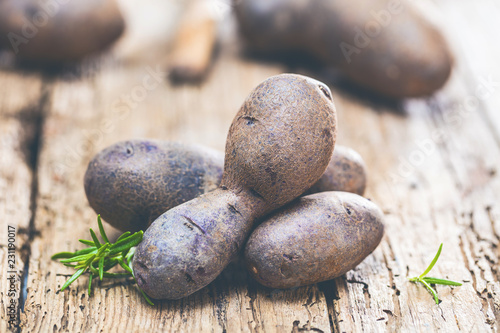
[[292, 319, 325, 332], [300, 287, 316, 331], [460, 232, 497, 328], [214, 286, 228, 332], [382, 241, 401, 327], [17, 83, 51, 333], [486, 206, 500, 244], [317, 281, 339, 333], [246, 280, 261, 332], [346, 278, 371, 309]]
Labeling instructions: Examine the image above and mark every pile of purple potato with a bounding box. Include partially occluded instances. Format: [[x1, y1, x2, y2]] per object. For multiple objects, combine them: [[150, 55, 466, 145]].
[[84, 74, 385, 300]]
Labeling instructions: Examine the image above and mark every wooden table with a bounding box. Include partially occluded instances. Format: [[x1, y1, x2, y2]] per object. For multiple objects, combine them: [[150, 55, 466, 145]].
[[1, 0, 500, 331]]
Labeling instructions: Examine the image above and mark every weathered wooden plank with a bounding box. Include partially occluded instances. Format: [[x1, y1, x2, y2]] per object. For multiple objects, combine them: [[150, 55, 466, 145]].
[[0, 71, 43, 332], [13, 0, 500, 332]]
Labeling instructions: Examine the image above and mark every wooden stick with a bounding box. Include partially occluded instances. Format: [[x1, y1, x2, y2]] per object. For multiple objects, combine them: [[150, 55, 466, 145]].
[[169, 0, 217, 83]]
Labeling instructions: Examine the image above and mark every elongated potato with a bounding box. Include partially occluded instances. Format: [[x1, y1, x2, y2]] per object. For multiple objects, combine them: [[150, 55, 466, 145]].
[[133, 74, 337, 300], [84, 140, 224, 232], [0, 0, 125, 61], [234, 0, 453, 98], [245, 191, 384, 289]]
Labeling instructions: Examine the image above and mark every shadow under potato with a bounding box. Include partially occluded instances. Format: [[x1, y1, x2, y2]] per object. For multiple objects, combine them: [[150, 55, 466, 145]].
[[240, 48, 406, 115], [0, 50, 118, 82], [156, 259, 319, 304]]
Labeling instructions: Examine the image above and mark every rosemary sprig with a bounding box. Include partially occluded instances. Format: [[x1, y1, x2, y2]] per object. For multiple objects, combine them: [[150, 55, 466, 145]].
[[409, 243, 462, 304], [52, 215, 153, 305]]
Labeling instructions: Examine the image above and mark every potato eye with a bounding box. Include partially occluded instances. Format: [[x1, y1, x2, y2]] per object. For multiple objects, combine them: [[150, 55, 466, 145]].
[[242, 116, 258, 126], [342, 203, 355, 218], [125, 144, 134, 155], [318, 85, 332, 101]]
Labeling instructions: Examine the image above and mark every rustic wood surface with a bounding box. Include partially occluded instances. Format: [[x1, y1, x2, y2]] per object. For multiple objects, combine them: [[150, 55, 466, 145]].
[[1, 0, 500, 331]]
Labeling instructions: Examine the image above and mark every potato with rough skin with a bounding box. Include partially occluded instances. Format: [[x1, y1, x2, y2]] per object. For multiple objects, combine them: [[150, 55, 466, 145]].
[[84, 140, 224, 232], [234, 0, 453, 98], [308, 145, 367, 196], [0, 0, 125, 62], [245, 191, 384, 289], [133, 73, 337, 300]]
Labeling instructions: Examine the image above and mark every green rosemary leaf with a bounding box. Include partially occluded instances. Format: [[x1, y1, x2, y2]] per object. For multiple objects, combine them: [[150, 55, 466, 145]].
[[102, 258, 121, 271], [60, 253, 93, 263], [420, 279, 439, 304], [84, 254, 96, 266], [118, 260, 133, 275], [102, 271, 132, 278], [97, 215, 110, 244], [51, 252, 77, 260], [79, 239, 96, 246], [126, 247, 135, 266], [74, 247, 98, 256], [96, 243, 110, 257], [88, 272, 93, 295], [89, 264, 99, 276], [138, 288, 154, 306], [408, 243, 463, 305], [61, 267, 86, 291], [99, 256, 105, 281], [116, 231, 131, 242], [423, 277, 462, 286], [63, 263, 78, 268], [109, 232, 143, 255], [89, 228, 102, 248], [419, 243, 443, 279], [53, 215, 151, 305]]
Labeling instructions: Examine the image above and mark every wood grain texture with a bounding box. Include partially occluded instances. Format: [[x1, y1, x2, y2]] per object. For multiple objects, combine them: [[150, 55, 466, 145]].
[[1, 0, 499, 331]]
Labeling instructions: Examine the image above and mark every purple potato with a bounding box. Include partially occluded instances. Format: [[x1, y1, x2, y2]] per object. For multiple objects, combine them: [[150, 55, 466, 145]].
[[84, 140, 223, 232], [245, 191, 384, 289], [0, 0, 125, 62], [234, 0, 453, 98]]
